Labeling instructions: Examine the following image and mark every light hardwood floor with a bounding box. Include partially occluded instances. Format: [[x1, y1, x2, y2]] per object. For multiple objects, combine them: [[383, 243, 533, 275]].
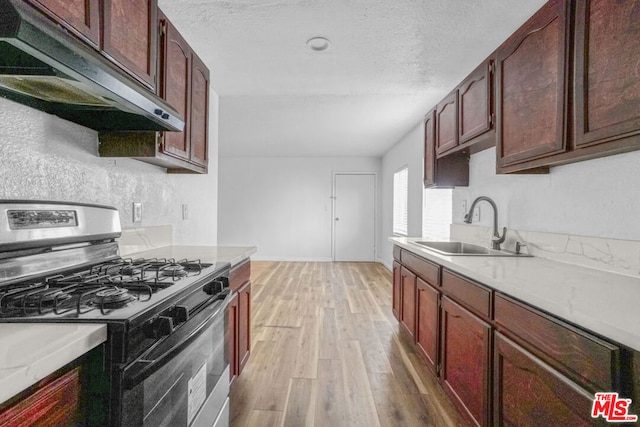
[[230, 261, 466, 427]]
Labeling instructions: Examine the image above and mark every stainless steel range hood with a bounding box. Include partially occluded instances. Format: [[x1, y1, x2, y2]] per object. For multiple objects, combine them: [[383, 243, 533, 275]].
[[0, 0, 184, 132]]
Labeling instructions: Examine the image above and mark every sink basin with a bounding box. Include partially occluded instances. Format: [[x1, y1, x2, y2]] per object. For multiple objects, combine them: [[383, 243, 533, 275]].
[[414, 241, 530, 257]]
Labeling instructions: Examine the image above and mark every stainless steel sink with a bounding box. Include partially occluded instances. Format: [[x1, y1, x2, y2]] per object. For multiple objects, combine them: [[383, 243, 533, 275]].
[[414, 241, 530, 257]]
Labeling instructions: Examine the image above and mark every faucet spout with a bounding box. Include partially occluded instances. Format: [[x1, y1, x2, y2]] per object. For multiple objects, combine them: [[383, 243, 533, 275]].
[[464, 196, 506, 250]]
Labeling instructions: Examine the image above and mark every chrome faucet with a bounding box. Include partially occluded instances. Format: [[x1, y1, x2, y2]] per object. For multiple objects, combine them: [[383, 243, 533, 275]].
[[464, 196, 506, 250]]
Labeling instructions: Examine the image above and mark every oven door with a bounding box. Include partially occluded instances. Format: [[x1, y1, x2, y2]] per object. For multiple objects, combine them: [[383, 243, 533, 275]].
[[120, 291, 230, 427]]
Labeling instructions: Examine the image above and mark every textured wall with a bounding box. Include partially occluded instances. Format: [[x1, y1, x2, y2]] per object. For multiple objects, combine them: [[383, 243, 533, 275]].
[[0, 96, 219, 245]]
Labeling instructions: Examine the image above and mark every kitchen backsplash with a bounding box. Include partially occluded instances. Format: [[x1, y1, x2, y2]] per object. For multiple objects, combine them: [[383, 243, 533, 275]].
[[451, 224, 640, 279]]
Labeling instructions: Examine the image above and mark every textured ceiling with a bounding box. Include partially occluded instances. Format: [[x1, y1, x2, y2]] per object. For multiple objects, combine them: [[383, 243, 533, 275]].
[[158, 0, 547, 157]]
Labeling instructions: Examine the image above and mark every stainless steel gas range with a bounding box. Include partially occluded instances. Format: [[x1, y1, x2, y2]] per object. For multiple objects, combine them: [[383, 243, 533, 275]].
[[0, 200, 231, 427]]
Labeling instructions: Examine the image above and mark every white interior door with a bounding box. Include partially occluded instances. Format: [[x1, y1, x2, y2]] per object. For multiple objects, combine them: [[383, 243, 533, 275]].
[[333, 173, 375, 261]]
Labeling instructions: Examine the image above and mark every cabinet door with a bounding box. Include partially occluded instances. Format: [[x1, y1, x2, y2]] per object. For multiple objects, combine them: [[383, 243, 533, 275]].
[[441, 296, 491, 426], [458, 60, 493, 144], [228, 291, 239, 385], [392, 261, 401, 321], [238, 281, 251, 375], [102, 0, 157, 89], [496, 0, 570, 168], [400, 267, 416, 340], [159, 13, 191, 160], [416, 277, 439, 375], [436, 92, 458, 156], [29, 0, 100, 47], [574, 0, 640, 148], [423, 111, 436, 187], [189, 52, 210, 168], [494, 332, 594, 426], [0, 367, 81, 426]]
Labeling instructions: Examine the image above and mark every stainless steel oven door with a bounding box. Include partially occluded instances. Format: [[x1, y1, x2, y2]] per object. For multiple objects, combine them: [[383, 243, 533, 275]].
[[121, 292, 230, 427]]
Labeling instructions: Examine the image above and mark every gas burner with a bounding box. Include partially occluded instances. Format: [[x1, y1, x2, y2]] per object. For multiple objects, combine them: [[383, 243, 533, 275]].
[[95, 287, 135, 308], [161, 264, 187, 278]]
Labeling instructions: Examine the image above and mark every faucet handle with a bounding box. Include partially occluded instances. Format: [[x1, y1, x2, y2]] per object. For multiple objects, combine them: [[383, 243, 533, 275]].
[[491, 227, 507, 250]]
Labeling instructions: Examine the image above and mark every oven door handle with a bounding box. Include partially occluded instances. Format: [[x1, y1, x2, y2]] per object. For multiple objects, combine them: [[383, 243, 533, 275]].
[[123, 289, 230, 389]]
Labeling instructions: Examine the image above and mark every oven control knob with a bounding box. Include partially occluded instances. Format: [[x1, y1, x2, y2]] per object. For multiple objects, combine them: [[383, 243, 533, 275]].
[[203, 281, 223, 295], [174, 305, 189, 323], [153, 316, 174, 337]]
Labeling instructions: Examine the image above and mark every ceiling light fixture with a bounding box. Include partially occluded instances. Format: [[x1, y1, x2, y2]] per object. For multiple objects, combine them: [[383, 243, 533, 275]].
[[307, 37, 330, 52]]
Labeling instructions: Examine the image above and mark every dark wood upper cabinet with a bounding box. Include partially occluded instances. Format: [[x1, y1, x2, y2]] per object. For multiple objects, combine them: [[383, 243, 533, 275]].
[[424, 110, 470, 189], [159, 12, 191, 160], [494, 333, 593, 427], [424, 111, 437, 187], [496, 0, 571, 170], [28, 0, 101, 47], [188, 52, 210, 168], [574, 0, 640, 149], [102, 0, 157, 90], [459, 60, 494, 144], [100, 9, 209, 174], [435, 91, 459, 156]]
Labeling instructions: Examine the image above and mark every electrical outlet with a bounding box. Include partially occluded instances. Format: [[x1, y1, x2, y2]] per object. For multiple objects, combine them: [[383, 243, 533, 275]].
[[182, 204, 189, 220], [473, 205, 481, 221], [132, 202, 142, 223]]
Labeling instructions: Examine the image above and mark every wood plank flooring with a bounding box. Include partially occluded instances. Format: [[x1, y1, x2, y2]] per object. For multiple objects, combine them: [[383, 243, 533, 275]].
[[230, 261, 465, 427]]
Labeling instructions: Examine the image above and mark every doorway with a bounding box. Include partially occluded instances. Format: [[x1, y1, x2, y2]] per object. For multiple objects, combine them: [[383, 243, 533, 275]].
[[332, 173, 376, 262]]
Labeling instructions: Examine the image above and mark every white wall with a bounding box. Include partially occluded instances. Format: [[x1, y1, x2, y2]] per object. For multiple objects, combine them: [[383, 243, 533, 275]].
[[453, 147, 640, 241], [0, 93, 220, 245], [217, 156, 381, 261], [379, 123, 425, 269]]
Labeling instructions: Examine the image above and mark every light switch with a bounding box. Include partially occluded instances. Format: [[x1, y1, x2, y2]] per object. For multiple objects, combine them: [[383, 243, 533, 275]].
[[182, 204, 189, 220], [133, 202, 142, 223]]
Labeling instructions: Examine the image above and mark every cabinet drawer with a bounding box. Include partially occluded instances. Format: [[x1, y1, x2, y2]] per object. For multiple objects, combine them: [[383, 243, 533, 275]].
[[494, 293, 618, 391], [400, 251, 439, 285], [230, 259, 251, 292], [441, 270, 491, 318], [393, 246, 402, 261]]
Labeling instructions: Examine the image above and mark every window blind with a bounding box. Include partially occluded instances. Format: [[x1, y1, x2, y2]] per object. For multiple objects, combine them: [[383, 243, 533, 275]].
[[422, 188, 452, 240]]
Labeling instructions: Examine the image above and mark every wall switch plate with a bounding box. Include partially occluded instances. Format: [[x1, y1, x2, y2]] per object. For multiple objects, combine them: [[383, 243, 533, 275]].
[[182, 204, 189, 220], [133, 202, 142, 223], [473, 206, 481, 222]]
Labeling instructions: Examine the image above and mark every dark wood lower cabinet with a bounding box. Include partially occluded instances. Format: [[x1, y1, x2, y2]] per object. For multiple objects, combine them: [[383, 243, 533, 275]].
[[399, 267, 417, 339], [416, 276, 439, 375], [494, 332, 594, 426], [391, 245, 636, 427], [392, 261, 401, 320], [229, 259, 252, 385], [441, 296, 491, 426], [238, 280, 251, 375], [0, 367, 81, 426], [228, 291, 239, 385]]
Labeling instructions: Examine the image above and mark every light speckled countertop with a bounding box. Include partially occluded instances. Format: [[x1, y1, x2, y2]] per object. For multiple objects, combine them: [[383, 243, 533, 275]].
[[0, 323, 106, 404], [391, 237, 640, 352], [0, 245, 256, 405]]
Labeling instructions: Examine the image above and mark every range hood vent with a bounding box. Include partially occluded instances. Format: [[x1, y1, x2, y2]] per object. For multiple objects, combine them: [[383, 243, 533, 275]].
[[0, 0, 184, 132]]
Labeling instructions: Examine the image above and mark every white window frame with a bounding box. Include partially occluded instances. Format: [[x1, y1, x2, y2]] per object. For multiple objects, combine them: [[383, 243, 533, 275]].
[[393, 166, 409, 236]]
